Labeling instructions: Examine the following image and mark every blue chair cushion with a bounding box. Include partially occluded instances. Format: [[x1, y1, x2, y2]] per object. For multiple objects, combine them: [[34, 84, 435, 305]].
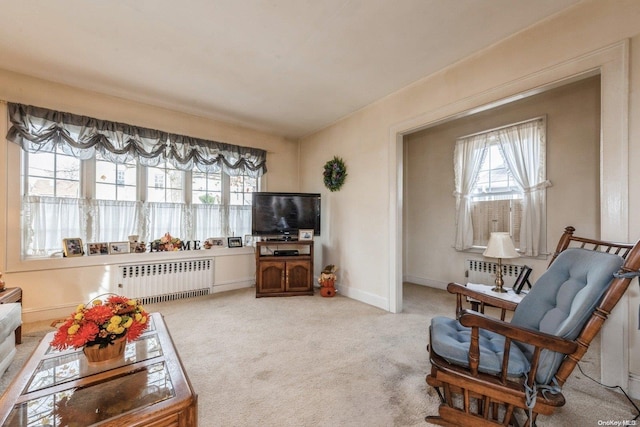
[[511, 248, 623, 384], [430, 316, 531, 377], [429, 248, 623, 386]]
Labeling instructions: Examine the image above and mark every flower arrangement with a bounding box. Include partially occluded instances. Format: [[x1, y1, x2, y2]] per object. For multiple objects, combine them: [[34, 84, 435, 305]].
[[152, 232, 182, 251], [50, 295, 149, 350], [323, 156, 347, 192]]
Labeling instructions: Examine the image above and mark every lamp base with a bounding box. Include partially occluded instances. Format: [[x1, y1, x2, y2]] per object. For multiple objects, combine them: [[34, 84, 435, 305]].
[[491, 286, 508, 293]]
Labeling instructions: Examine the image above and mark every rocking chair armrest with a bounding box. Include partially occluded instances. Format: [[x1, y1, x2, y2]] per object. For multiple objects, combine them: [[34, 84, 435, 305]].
[[447, 282, 519, 314], [458, 309, 578, 355]]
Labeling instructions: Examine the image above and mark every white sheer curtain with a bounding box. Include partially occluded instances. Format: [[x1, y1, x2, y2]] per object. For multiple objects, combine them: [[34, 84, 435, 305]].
[[192, 204, 224, 239], [453, 134, 488, 250], [23, 196, 85, 255], [89, 200, 141, 243], [144, 203, 188, 243], [228, 205, 252, 238], [497, 119, 550, 256]]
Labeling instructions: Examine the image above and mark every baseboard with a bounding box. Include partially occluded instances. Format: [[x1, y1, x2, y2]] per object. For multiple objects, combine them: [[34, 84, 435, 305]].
[[23, 304, 76, 324], [212, 279, 254, 293], [628, 373, 640, 400], [22, 280, 256, 323], [403, 275, 448, 290], [337, 284, 389, 311]]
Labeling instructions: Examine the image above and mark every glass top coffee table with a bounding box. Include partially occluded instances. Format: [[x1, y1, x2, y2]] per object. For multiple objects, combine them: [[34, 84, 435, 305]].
[[0, 312, 197, 426]]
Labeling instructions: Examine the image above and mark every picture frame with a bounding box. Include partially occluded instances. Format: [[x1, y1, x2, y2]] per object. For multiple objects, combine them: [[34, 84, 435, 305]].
[[513, 265, 533, 294], [298, 229, 314, 241], [62, 238, 84, 257], [228, 237, 243, 248], [208, 237, 226, 248], [108, 241, 130, 255], [87, 242, 109, 256]]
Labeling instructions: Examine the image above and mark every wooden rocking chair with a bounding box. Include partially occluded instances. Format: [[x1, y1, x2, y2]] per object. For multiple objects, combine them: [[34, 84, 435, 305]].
[[426, 226, 640, 426]]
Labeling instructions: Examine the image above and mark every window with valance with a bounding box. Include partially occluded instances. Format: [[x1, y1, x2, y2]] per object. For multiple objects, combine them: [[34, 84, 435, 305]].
[[6, 103, 267, 257]]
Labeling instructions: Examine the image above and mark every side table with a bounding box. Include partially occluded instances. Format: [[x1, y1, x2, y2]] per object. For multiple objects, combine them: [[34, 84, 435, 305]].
[[464, 283, 526, 320], [0, 288, 22, 344]]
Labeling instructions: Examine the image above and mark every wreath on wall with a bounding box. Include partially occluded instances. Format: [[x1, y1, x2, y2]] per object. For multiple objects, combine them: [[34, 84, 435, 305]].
[[323, 156, 348, 192]]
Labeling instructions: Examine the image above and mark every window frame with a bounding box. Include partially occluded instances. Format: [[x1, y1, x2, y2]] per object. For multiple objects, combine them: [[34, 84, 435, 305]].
[[19, 149, 259, 259]]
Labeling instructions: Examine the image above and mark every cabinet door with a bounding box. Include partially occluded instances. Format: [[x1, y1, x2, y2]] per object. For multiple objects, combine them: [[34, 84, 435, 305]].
[[258, 261, 286, 293], [285, 261, 311, 292]]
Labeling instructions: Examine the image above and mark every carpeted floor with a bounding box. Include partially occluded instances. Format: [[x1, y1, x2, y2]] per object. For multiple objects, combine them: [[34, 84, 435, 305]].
[[1, 283, 638, 426]]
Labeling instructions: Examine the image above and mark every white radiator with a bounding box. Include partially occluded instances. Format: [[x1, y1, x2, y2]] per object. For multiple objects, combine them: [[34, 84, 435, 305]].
[[465, 259, 524, 287], [114, 259, 214, 305]]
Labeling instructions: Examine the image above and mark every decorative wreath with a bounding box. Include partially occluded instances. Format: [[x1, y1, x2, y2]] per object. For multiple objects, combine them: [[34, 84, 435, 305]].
[[323, 156, 348, 192]]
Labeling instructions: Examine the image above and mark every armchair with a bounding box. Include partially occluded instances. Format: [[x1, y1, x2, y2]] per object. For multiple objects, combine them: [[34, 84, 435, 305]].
[[426, 226, 640, 426]]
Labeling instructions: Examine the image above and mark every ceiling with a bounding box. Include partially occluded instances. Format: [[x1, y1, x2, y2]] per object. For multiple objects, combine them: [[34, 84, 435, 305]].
[[0, 0, 580, 139]]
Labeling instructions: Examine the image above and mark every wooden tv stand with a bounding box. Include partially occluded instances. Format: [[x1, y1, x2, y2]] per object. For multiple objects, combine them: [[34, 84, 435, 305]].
[[255, 241, 314, 297]]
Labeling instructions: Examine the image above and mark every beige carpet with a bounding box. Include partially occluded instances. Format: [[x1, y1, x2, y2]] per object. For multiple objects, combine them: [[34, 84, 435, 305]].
[[1, 283, 638, 426]]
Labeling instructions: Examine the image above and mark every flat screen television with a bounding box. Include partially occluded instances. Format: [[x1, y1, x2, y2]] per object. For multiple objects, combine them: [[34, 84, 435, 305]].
[[251, 192, 321, 238]]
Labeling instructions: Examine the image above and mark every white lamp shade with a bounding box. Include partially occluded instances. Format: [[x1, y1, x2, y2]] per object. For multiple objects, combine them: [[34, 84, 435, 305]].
[[483, 232, 519, 259]]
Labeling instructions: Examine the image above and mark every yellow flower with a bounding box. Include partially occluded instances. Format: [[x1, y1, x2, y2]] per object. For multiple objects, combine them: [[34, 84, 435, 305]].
[[74, 312, 83, 321], [123, 317, 133, 328], [75, 304, 85, 313], [68, 324, 80, 335], [114, 326, 125, 335], [109, 315, 122, 325], [127, 299, 137, 306], [92, 299, 103, 306]]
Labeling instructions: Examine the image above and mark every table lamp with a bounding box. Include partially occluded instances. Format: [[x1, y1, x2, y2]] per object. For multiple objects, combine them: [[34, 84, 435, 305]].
[[483, 232, 519, 293]]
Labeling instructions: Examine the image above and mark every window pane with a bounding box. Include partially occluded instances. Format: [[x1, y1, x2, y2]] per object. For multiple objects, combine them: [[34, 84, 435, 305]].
[[96, 154, 137, 201], [230, 175, 257, 206], [26, 150, 80, 198], [192, 171, 222, 205], [147, 161, 184, 203], [27, 152, 56, 179]]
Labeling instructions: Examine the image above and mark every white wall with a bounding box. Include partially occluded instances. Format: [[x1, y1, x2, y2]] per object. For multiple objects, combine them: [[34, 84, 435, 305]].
[[404, 76, 600, 288], [0, 69, 300, 322], [299, 0, 640, 395]]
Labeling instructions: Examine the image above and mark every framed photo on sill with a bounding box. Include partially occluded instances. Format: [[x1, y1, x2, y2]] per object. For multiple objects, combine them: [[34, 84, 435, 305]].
[[298, 229, 314, 241], [109, 241, 130, 255], [207, 237, 226, 248], [62, 238, 84, 257], [228, 237, 243, 248], [87, 242, 109, 256]]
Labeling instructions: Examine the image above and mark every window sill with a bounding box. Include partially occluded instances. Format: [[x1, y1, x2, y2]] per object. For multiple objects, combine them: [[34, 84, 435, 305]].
[[7, 246, 255, 273]]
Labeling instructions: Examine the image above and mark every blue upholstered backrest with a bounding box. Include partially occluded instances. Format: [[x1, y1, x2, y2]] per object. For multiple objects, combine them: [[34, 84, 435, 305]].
[[511, 248, 623, 384]]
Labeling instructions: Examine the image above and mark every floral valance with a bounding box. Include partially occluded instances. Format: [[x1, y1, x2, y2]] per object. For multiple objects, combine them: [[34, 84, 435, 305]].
[[6, 103, 267, 177]]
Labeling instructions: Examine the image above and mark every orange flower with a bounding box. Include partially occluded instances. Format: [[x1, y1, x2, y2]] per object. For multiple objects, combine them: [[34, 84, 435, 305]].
[[50, 294, 149, 350]]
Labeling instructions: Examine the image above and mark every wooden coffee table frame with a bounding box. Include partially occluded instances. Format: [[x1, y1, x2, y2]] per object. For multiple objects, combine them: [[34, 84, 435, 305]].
[[0, 312, 197, 426]]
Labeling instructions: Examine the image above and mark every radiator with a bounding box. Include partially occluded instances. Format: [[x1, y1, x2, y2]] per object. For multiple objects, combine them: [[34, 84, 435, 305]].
[[465, 259, 524, 287], [114, 259, 214, 305]]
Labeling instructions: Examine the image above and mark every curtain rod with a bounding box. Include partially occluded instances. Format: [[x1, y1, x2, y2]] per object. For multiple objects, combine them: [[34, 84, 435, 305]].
[[457, 115, 546, 141]]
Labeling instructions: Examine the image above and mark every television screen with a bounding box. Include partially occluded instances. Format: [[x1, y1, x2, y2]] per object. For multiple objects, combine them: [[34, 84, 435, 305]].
[[252, 192, 321, 237]]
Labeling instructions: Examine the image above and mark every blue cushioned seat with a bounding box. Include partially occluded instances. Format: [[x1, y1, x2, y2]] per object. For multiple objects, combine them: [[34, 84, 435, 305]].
[[430, 248, 624, 385]]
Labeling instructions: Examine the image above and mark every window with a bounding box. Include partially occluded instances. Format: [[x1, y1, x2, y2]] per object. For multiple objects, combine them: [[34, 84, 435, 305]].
[[470, 142, 523, 248], [8, 102, 267, 259], [96, 153, 136, 201], [453, 117, 549, 256], [22, 150, 258, 257], [147, 161, 184, 203], [193, 171, 222, 205], [26, 148, 80, 198]]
